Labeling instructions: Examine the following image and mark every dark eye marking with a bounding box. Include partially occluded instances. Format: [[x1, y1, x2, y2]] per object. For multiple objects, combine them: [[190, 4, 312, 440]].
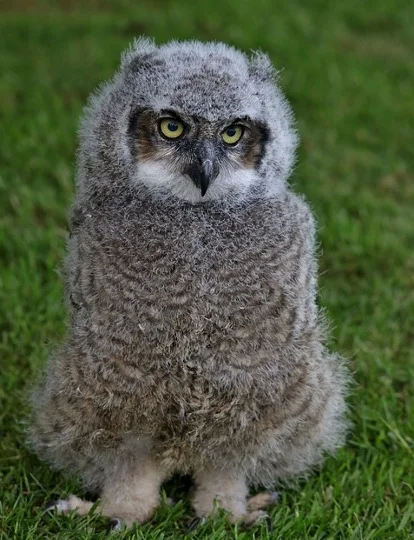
[[239, 121, 270, 168]]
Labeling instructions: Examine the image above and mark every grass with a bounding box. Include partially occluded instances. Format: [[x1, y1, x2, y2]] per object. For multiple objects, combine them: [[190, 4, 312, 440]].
[[0, 0, 413, 538]]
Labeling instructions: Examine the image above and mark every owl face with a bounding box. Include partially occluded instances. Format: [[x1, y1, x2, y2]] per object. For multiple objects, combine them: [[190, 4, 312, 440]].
[[79, 39, 298, 205], [128, 107, 269, 202]]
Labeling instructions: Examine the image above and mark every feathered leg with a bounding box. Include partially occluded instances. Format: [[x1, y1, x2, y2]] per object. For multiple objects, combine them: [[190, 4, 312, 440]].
[[191, 467, 277, 526], [46, 457, 166, 528]]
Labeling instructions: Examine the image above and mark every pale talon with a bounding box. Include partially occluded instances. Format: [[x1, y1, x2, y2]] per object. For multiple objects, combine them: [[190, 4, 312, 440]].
[[44, 498, 71, 514]]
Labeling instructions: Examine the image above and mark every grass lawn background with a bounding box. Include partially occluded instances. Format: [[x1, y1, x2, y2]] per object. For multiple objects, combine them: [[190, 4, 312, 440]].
[[0, 0, 413, 538]]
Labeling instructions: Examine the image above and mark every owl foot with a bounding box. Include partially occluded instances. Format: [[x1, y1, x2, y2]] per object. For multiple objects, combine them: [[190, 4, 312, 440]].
[[44, 494, 94, 516], [44, 458, 166, 528], [191, 469, 279, 531], [44, 492, 158, 528], [240, 491, 279, 530]]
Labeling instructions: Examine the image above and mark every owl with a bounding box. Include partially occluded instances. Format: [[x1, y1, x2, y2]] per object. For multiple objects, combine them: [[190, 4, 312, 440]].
[[29, 38, 348, 530]]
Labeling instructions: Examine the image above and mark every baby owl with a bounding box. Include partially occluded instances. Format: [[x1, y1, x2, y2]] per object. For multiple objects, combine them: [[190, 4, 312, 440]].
[[29, 38, 348, 529]]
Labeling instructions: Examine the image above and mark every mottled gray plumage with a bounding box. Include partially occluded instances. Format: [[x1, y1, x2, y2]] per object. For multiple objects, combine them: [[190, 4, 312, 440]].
[[29, 38, 348, 527]]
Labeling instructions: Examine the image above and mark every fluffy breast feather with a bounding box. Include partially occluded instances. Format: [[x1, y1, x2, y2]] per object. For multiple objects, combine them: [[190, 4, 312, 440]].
[[62, 190, 321, 457]]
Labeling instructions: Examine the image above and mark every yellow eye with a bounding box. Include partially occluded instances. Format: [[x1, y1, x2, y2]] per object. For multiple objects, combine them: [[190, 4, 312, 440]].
[[159, 118, 184, 139], [221, 125, 243, 145]]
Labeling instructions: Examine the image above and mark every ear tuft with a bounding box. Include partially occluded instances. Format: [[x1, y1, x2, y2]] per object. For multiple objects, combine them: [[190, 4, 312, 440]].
[[120, 36, 159, 72], [248, 52, 277, 83]]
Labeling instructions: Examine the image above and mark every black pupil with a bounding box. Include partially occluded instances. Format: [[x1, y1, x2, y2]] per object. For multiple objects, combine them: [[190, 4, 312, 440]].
[[226, 127, 237, 137], [168, 121, 178, 132]]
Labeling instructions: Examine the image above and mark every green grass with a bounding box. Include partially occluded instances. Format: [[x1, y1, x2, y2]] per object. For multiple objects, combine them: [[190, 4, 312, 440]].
[[1, 0, 413, 538]]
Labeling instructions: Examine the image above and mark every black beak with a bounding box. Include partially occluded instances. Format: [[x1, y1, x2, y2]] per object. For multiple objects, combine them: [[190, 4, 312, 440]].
[[199, 159, 214, 197], [186, 142, 219, 197]]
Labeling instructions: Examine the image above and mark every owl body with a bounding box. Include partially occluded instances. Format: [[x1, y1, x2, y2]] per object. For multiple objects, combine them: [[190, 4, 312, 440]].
[[30, 39, 348, 526]]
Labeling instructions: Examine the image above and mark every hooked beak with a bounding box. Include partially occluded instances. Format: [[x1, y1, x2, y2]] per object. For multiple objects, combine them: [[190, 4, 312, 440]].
[[199, 159, 214, 197], [186, 142, 219, 197]]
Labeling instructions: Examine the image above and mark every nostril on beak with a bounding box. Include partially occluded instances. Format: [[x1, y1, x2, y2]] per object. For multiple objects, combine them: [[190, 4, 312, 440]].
[[202, 159, 213, 178]]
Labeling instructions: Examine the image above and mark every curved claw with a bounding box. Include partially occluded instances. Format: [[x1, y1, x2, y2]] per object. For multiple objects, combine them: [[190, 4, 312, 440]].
[[108, 518, 124, 532], [265, 515, 273, 533], [185, 516, 206, 534], [44, 500, 59, 512]]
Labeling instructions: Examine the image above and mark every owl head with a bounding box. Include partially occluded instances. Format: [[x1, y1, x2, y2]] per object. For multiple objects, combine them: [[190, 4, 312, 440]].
[[78, 38, 298, 205]]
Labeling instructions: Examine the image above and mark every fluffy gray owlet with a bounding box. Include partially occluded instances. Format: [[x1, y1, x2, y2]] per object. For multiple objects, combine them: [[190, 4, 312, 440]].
[[29, 38, 348, 529]]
